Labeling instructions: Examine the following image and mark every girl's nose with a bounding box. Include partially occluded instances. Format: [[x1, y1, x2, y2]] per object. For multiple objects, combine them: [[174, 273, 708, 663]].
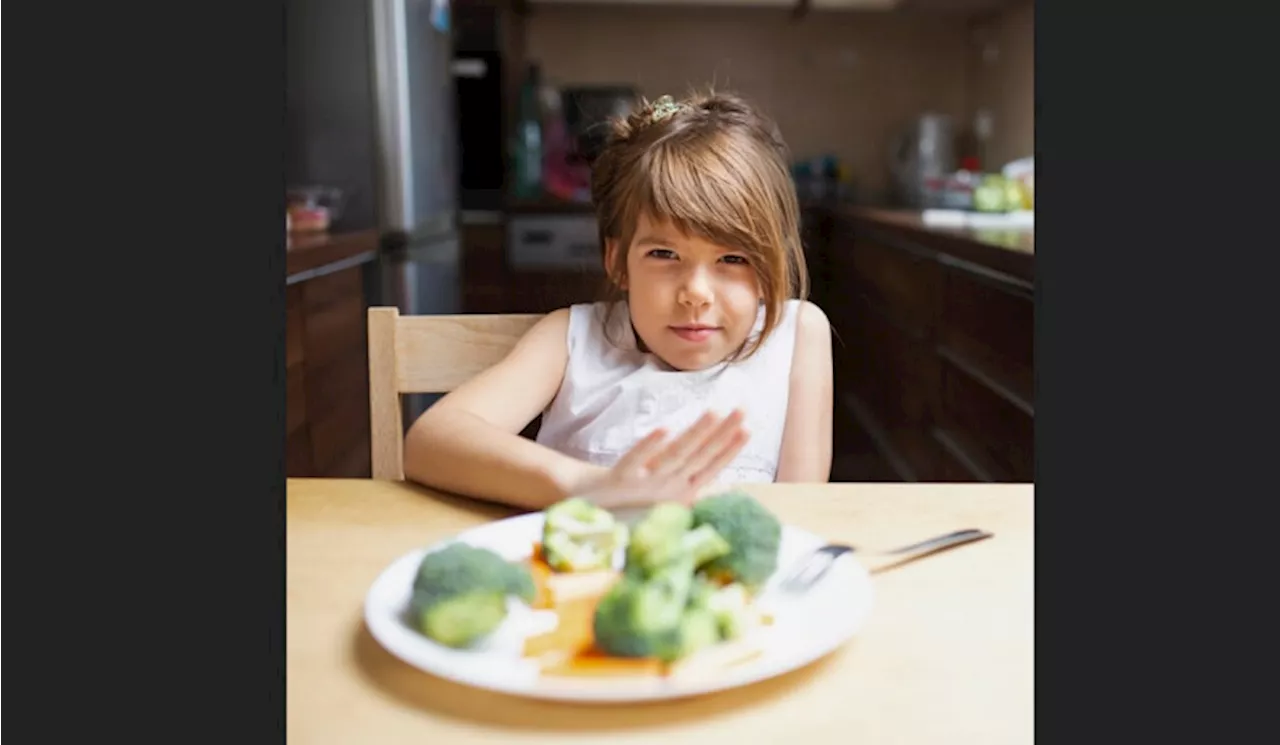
[[677, 267, 714, 307]]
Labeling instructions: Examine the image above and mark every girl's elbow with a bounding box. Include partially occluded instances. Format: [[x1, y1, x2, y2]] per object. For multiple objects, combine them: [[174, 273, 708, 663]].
[[401, 414, 443, 482]]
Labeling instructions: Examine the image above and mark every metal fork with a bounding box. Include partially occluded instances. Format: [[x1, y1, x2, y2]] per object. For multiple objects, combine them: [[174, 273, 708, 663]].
[[777, 528, 994, 593]]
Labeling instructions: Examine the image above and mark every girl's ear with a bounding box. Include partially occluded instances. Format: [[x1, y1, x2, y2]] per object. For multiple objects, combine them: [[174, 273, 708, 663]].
[[604, 239, 628, 289]]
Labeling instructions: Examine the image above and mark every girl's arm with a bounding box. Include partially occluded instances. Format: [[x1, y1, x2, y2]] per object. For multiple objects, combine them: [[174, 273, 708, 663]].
[[775, 301, 834, 482], [402, 309, 607, 509]]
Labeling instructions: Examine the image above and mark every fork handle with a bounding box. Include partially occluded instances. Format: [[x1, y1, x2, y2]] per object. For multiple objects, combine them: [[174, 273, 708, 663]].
[[876, 528, 993, 562]]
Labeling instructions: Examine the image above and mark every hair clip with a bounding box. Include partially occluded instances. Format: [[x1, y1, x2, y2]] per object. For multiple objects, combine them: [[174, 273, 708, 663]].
[[648, 95, 683, 123]]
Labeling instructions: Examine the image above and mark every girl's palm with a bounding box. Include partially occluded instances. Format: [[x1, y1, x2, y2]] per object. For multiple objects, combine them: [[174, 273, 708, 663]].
[[578, 410, 749, 508]]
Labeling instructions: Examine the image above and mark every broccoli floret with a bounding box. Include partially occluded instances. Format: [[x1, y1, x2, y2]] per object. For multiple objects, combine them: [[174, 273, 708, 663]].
[[593, 555, 698, 660], [592, 578, 679, 659], [409, 542, 536, 648], [686, 577, 754, 640], [691, 490, 783, 589], [624, 502, 693, 573], [594, 543, 751, 663], [504, 561, 537, 604], [592, 564, 728, 662], [410, 591, 509, 649], [670, 606, 721, 660], [623, 503, 731, 578], [683, 524, 732, 568], [591, 494, 776, 660], [541, 497, 628, 572], [687, 576, 719, 611]]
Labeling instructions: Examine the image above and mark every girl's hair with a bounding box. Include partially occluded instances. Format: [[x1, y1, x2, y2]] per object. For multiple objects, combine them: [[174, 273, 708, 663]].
[[590, 89, 809, 361]]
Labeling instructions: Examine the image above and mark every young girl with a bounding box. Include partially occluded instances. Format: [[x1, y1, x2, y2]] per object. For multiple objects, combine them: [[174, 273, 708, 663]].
[[403, 91, 833, 509]]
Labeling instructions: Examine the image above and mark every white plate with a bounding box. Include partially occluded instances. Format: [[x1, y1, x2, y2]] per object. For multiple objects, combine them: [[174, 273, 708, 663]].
[[363, 512, 874, 703]]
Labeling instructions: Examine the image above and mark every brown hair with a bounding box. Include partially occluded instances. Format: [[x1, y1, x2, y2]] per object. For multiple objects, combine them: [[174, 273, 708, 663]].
[[589, 89, 809, 361]]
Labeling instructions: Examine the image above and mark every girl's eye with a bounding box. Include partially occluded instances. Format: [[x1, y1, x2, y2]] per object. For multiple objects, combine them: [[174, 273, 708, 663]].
[[646, 248, 677, 260], [721, 255, 750, 265]]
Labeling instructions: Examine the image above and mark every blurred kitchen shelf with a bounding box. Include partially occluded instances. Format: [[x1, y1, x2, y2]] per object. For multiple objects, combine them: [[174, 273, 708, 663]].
[[921, 209, 1034, 229]]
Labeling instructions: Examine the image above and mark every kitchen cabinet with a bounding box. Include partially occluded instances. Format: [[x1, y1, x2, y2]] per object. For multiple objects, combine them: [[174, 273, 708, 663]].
[[806, 205, 1034, 482], [286, 230, 379, 478]]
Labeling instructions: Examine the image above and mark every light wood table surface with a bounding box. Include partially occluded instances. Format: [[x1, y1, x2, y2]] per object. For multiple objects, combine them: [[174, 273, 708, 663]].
[[287, 478, 1033, 744]]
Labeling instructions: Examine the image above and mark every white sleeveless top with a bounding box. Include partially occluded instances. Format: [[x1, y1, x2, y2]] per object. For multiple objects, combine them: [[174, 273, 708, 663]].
[[536, 299, 802, 485]]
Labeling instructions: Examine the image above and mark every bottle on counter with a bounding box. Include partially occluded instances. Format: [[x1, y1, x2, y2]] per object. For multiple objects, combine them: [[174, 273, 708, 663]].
[[513, 64, 544, 198]]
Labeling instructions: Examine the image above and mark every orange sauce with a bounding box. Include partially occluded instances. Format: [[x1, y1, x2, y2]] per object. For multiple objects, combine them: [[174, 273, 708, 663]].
[[540, 645, 667, 677], [525, 542, 555, 609]]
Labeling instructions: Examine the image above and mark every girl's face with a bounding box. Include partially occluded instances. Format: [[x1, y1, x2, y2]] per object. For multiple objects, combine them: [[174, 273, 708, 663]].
[[608, 213, 762, 371]]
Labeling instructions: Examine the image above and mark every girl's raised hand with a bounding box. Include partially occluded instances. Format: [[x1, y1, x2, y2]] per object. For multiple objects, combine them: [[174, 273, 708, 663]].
[[573, 409, 749, 508]]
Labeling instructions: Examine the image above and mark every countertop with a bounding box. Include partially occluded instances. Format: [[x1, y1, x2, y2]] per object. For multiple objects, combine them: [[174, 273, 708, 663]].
[[847, 207, 1034, 254], [286, 477, 1033, 745], [834, 206, 1034, 284], [287, 229, 381, 282]]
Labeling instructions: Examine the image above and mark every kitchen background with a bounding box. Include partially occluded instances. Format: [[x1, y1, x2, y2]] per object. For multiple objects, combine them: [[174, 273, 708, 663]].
[[285, 0, 1035, 485]]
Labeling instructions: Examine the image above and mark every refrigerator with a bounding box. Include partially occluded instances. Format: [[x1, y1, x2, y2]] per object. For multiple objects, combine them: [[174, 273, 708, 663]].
[[286, 0, 460, 424]]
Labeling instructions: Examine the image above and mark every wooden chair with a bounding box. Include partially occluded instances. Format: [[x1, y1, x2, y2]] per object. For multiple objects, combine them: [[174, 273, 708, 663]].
[[366, 307, 544, 480]]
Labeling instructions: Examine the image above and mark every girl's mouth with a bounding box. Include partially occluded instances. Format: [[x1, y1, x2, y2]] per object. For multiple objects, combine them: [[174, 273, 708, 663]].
[[670, 325, 719, 342]]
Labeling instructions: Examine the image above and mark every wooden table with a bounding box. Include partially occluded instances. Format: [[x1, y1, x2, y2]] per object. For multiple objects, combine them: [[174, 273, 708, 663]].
[[287, 478, 1034, 744]]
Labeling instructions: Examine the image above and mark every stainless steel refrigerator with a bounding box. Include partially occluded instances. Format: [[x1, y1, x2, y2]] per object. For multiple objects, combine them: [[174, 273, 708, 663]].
[[287, 0, 460, 425]]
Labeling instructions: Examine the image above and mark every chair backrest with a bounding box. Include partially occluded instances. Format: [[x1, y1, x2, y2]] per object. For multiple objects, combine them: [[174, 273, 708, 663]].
[[367, 306, 544, 480]]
